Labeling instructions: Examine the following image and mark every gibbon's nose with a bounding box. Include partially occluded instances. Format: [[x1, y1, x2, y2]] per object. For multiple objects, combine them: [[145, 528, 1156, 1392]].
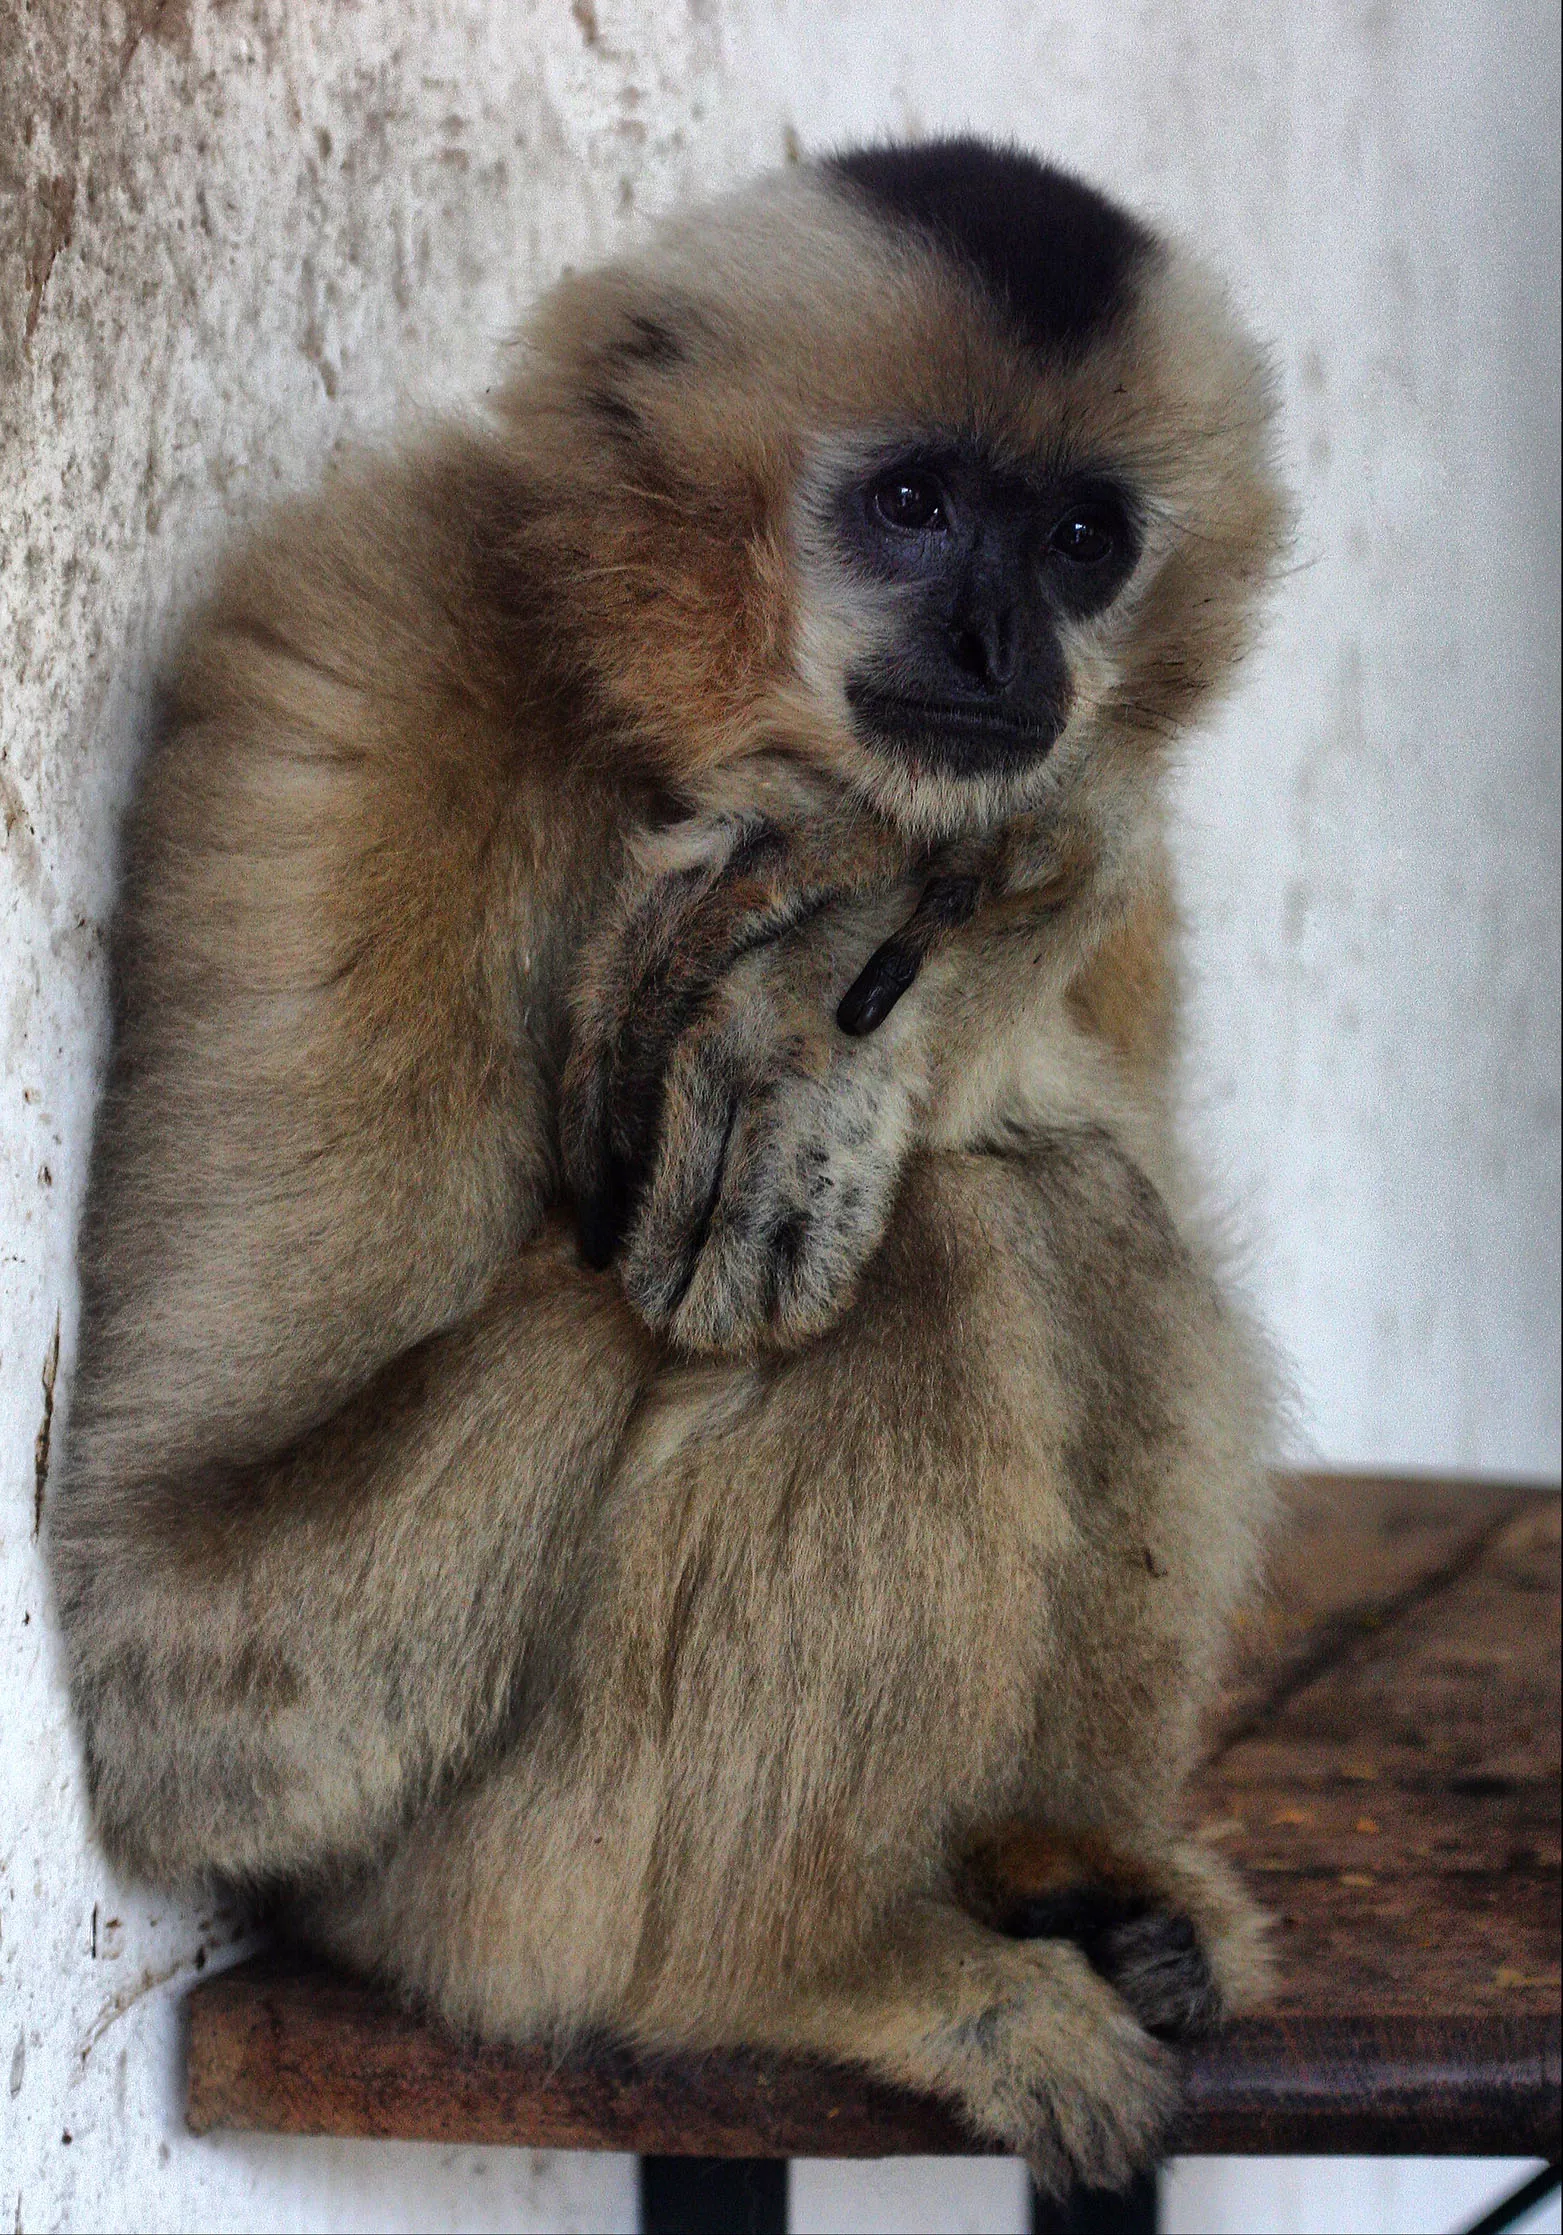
[[947, 599, 1021, 694]]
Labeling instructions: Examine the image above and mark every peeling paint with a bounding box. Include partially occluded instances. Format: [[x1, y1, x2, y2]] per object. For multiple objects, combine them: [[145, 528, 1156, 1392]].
[[31, 1313, 59, 1539], [21, 172, 75, 343], [118, 0, 195, 79], [77, 1955, 195, 2067], [0, 770, 35, 850]]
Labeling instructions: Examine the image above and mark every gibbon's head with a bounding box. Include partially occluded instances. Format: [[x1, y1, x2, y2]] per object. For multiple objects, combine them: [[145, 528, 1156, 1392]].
[[508, 139, 1286, 840]]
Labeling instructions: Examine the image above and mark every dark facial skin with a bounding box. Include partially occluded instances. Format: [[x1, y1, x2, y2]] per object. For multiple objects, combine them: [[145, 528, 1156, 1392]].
[[838, 444, 1141, 778]]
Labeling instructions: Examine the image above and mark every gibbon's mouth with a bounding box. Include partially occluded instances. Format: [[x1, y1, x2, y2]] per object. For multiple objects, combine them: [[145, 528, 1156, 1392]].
[[847, 685, 1063, 773]]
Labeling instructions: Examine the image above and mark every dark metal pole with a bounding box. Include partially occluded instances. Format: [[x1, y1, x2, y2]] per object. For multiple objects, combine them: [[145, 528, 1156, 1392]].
[[1032, 2169, 1159, 2235], [1462, 2164, 1563, 2235], [640, 2155, 788, 2235]]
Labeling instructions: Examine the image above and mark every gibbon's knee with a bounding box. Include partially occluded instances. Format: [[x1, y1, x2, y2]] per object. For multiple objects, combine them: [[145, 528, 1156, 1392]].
[[56, 1236, 656, 1889]]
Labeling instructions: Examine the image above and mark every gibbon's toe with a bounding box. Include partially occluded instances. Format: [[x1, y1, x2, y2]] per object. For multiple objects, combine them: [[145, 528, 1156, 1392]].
[[1095, 1910, 1224, 2041]]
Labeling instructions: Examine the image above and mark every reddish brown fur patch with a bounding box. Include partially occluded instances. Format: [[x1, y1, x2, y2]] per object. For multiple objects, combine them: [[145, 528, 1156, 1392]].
[[1067, 868, 1181, 1093], [961, 1821, 1164, 1925]]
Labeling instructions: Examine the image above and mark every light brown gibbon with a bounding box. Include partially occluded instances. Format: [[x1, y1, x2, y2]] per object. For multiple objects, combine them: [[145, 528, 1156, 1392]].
[[52, 140, 1290, 2192]]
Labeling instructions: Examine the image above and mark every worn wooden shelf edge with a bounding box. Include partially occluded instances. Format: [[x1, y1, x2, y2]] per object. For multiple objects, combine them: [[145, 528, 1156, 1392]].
[[183, 1475, 1562, 2160], [186, 1956, 1561, 2158]]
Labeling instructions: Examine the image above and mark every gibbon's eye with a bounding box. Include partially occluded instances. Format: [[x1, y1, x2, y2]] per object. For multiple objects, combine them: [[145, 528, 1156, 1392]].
[[1048, 505, 1118, 566], [870, 468, 948, 533]]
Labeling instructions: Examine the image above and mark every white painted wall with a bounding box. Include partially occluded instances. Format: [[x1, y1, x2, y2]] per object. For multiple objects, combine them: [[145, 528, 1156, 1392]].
[[2, 4, 1556, 2233]]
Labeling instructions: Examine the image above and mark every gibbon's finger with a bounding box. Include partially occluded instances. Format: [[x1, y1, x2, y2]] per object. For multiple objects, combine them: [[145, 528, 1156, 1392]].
[[571, 810, 916, 1265], [634, 1067, 840, 1355], [618, 1007, 763, 1327], [591, 819, 898, 1246], [834, 812, 1101, 1038], [604, 823, 810, 1169], [672, 1072, 901, 1355], [563, 826, 763, 1267], [615, 963, 789, 1331], [623, 974, 918, 1354], [615, 808, 919, 1107], [624, 1077, 774, 1339], [836, 871, 985, 1035]]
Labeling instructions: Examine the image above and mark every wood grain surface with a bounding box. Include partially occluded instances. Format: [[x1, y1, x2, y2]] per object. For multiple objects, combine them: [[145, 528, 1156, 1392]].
[[185, 1474, 1561, 2157]]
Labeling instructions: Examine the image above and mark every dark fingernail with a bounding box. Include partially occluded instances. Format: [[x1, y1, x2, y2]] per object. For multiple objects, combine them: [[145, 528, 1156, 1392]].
[[836, 941, 921, 1035]]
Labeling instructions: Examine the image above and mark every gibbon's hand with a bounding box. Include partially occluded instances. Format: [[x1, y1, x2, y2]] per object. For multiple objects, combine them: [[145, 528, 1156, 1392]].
[[561, 814, 931, 1354]]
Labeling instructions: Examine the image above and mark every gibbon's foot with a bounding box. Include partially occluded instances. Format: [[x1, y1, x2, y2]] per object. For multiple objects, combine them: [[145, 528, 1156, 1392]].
[[562, 813, 922, 1350], [953, 1946, 1181, 2199], [1003, 1888, 1222, 2042], [958, 1823, 1266, 2044], [772, 1907, 1180, 2200]]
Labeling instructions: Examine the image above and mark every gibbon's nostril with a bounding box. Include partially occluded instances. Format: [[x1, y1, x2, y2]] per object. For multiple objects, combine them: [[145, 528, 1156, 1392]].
[[949, 626, 988, 682], [949, 605, 1020, 693]]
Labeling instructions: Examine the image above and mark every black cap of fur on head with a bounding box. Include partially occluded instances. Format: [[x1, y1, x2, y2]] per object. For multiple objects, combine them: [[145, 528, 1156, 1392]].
[[827, 138, 1159, 361]]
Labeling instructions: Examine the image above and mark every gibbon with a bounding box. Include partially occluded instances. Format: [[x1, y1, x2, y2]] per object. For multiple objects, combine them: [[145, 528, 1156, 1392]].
[[52, 139, 1289, 2191]]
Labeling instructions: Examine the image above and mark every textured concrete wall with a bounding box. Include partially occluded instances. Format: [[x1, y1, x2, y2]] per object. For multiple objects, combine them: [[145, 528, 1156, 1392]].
[[2, 3, 1557, 2231]]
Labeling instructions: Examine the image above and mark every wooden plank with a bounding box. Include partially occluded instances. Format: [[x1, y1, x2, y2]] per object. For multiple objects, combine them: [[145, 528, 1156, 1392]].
[[1192, 1485, 1560, 2023], [1178, 2015, 1561, 2156], [184, 1475, 1562, 2158], [185, 1957, 978, 2158], [184, 1961, 1561, 2158], [1210, 1473, 1552, 1747]]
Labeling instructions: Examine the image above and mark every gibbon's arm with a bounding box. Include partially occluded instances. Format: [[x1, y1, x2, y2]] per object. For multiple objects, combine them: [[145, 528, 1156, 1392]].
[[69, 441, 637, 1489], [54, 443, 658, 1886]]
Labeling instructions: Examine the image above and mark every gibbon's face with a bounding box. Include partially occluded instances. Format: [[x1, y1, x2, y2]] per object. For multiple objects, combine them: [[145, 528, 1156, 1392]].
[[516, 139, 1286, 841], [828, 441, 1141, 783]]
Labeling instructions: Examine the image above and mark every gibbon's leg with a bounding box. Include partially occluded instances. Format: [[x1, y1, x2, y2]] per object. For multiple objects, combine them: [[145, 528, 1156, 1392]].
[[53, 1222, 657, 1889], [316, 1831, 1176, 2195], [753, 1901, 1180, 2196], [310, 1142, 1269, 2191]]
